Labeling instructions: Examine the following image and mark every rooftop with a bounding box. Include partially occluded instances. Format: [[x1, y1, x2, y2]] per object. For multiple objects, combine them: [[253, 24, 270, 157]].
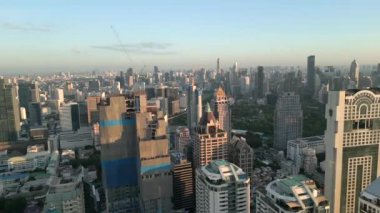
[[362, 177, 380, 198]]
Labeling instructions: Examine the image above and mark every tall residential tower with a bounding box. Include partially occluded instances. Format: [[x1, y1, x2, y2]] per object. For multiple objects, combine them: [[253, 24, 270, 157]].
[[324, 89, 380, 213]]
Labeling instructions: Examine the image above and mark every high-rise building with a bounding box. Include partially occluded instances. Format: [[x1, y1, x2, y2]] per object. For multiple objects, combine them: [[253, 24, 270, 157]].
[[216, 58, 220, 74], [0, 78, 20, 142], [170, 151, 194, 211], [325, 89, 380, 213], [349, 59, 360, 88], [86, 95, 101, 124], [59, 102, 80, 131], [307, 55, 316, 94], [256, 66, 265, 98], [99, 95, 139, 212], [274, 92, 303, 150], [186, 84, 202, 133], [211, 87, 231, 139], [358, 177, 380, 213], [195, 160, 250, 213], [256, 175, 329, 213], [28, 102, 42, 127], [229, 136, 254, 204], [18, 81, 40, 110], [136, 110, 173, 212], [193, 103, 228, 168]]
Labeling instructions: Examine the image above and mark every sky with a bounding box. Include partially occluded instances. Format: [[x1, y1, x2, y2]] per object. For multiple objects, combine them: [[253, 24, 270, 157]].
[[1, 0, 380, 74]]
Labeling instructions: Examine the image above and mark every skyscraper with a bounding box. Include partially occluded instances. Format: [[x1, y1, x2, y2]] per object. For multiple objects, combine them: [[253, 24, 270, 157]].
[[211, 87, 231, 139], [349, 59, 360, 88], [195, 160, 250, 212], [274, 92, 303, 150], [325, 89, 380, 213], [193, 103, 228, 168], [0, 78, 20, 143], [307, 55, 316, 93], [28, 102, 42, 127], [256, 66, 265, 99], [170, 151, 194, 211], [186, 84, 202, 133], [18, 81, 40, 110], [216, 58, 220, 74], [99, 95, 139, 212], [59, 103, 80, 131]]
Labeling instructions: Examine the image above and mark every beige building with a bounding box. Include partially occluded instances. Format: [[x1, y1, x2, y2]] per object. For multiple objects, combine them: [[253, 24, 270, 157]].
[[324, 89, 380, 213], [193, 103, 228, 168]]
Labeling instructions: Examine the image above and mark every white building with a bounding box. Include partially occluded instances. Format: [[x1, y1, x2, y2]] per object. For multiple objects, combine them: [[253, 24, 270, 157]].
[[256, 175, 329, 213], [196, 160, 250, 213], [359, 177, 380, 213], [7, 147, 50, 173]]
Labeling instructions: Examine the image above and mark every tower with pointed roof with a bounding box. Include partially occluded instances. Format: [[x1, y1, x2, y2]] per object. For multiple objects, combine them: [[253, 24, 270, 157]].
[[211, 86, 231, 140], [193, 103, 228, 168]]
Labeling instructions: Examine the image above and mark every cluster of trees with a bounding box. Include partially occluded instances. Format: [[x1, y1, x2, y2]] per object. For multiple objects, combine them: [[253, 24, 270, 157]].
[[0, 197, 27, 213]]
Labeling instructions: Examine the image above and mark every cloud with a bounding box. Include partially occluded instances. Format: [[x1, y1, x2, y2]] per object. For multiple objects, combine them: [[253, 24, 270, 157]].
[[92, 42, 176, 55], [0, 22, 51, 32]]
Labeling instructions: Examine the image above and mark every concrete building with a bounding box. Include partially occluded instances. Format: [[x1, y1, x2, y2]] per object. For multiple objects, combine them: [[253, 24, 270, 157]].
[[59, 126, 93, 149], [359, 177, 380, 213], [325, 89, 380, 213], [307, 55, 316, 94], [256, 66, 265, 99], [287, 135, 325, 156], [349, 59, 360, 88], [302, 147, 318, 175], [99, 95, 139, 212], [0, 78, 20, 143], [28, 102, 43, 127], [256, 175, 329, 213], [229, 136, 254, 204], [136, 110, 173, 212], [211, 87, 231, 139], [7, 149, 50, 172], [170, 151, 194, 211], [174, 126, 191, 153], [195, 160, 250, 213], [44, 166, 85, 213], [274, 92, 303, 150], [193, 103, 228, 168], [18, 81, 40, 110], [59, 102, 80, 131]]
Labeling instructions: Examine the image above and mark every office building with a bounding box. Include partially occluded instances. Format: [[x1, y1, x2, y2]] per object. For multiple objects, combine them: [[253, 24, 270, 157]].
[[274, 92, 303, 150], [211, 87, 231, 138], [307, 55, 316, 94], [358, 177, 380, 213], [18, 81, 40, 110], [99, 95, 139, 212], [256, 175, 329, 213], [193, 103, 228, 168], [302, 147, 318, 175], [256, 66, 265, 98], [325, 89, 380, 213], [86, 96, 100, 124], [349, 59, 360, 88], [174, 126, 191, 153], [195, 160, 250, 213], [28, 102, 43, 127], [59, 102, 80, 131], [171, 151, 194, 211], [0, 78, 20, 142]]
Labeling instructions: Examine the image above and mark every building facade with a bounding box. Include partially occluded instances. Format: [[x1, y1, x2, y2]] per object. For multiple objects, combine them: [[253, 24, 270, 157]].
[[0, 78, 20, 143], [359, 177, 380, 213], [211, 87, 231, 139], [196, 160, 250, 213], [324, 89, 380, 213], [193, 103, 228, 168], [274, 92, 303, 150]]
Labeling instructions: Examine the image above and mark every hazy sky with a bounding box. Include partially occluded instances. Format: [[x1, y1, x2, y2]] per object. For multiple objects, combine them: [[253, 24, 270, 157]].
[[1, 0, 380, 73]]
